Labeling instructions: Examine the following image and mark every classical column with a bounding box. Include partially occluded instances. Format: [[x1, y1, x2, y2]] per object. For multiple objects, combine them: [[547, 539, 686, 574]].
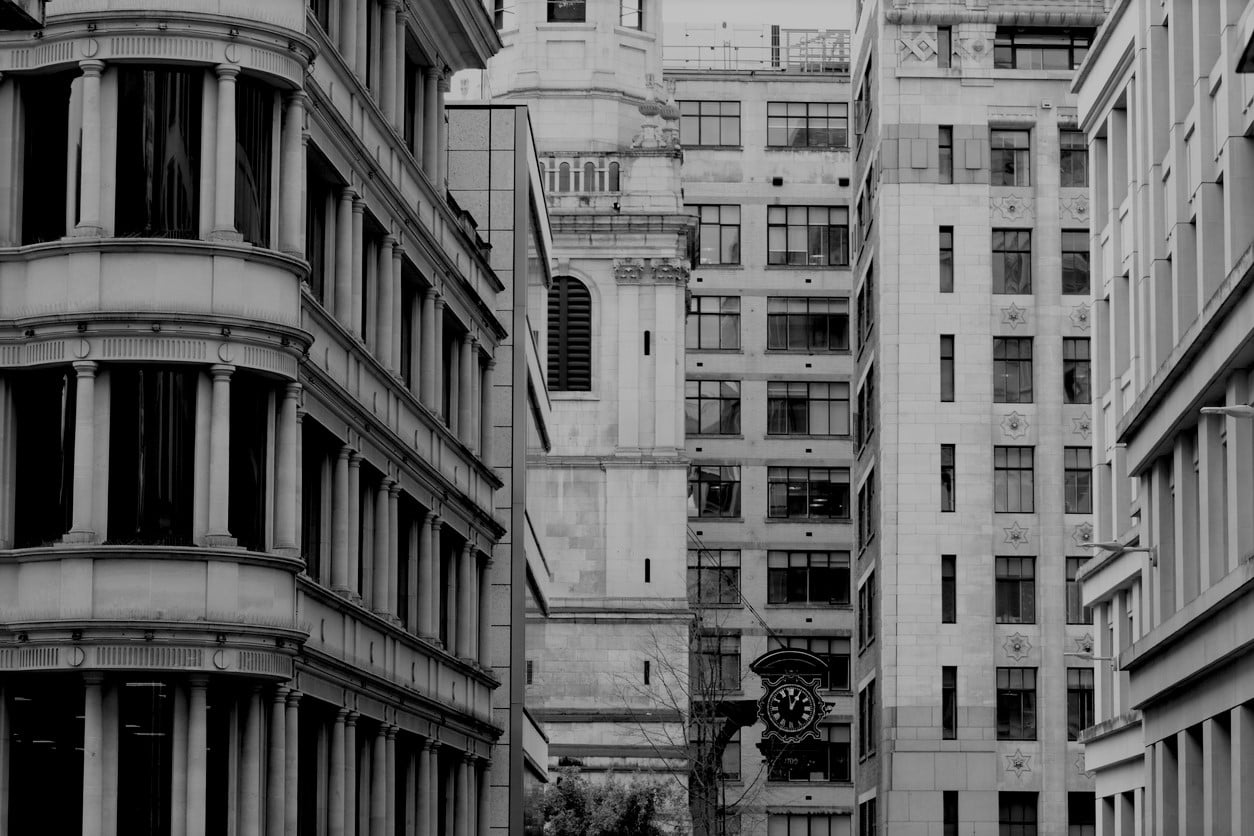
[[267, 689, 289, 836], [351, 199, 365, 339], [419, 514, 437, 639], [82, 675, 105, 836], [393, 9, 406, 129], [377, 235, 396, 371], [344, 713, 358, 836], [294, 407, 305, 557], [405, 748, 418, 836], [171, 687, 188, 836], [279, 91, 306, 256], [391, 243, 404, 375], [371, 728, 387, 836], [337, 0, 356, 71], [477, 558, 491, 667], [444, 534, 457, 649], [187, 679, 209, 836], [466, 551, 479, 663], [335, 188, 355, 323], [435, 74, 449, 187], [332, 446, 352, 592], [407, 519, 420, 630], [456, 544, 473, 658], [0, 687, 8, 835], [348, 454, 362, 597], [241, 689, 263, 836], [0, 378, 16, 549], [102, 683, 119, 836], [380, 0, 399, 125], [454, 756, 470, 836], [420, 289, 437, 408], [385, 728, 397, 836], [355, 0, 368, 82], [422, 68, 440, 177], [329, 710, 348, 836], [1203, 716, 1231, 835], [275, 384, 301, 551], [458, 335, 473, 446], [212, 66, 240, 238], [480, 361, 494, 465], [388, 483, 401, 617], [373, 479, 393, 614], [67, 361, 98, 542], [476, 761, 489, 836], [207, 365, 234, 544], [468, 345, 480, 456], [418, 740, 436, 836], [285, 692, 301, 836], [1233, 702, 1254, 833], [408, 287, 422, 393], [432, 295, 446, 419], [74, 60, 105, 235]]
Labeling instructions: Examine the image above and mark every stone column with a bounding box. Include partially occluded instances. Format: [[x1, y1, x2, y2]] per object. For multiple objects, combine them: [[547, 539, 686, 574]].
[[1203, 716, 1231, 835], [468, 344, 480, 456], [459, 334, 474, 446], [454, 755, 470, 836], [0, 378, 16, 549], [466, 552, 479, 663], [1232, 702, 1254, 835], [478, 558, 491, 667], [279, 91, 306, 255], [432, 295, 445, 419], [82, 674, 105, 836], [408, 288, 422, 393], [355, 0, 368, 82], [275, 383, 301, 551], [457, 543, 473, 658], [334, 188, 355, 323], [420, 289, 437, 408], [422, 69, 440, 177], [171, 687, 188, 836], [392, 243, 404, 375], [332, 446, 352, 592], [371, 728, 387, 836], [294, 407, 305, 558], [102, 683, 119, 836], [74, 60, 105, 235], [388, 482, 401, 617], [373, 479, 393, 614], [418, 740, 436, 836], [212, 66, 240, 238], [380, 0, 399, 125], [345, 713, 359, 836], [435, 74, 449, 187], [480, 361, 494, 465], [329, 710, 347, 836], [385, 728, 397, 836], [1155, 737, 1180, 836], [267, 689, 288, 836], [285, 692, 301, 836], [207, 365, 235, 544], [351, 199, 365, 340], [67, 361, 98, 542], [377, 235, 396, 371], [337, 0, 356, 70], [420, 515, 437, 639], [187, 679, 209, 836], [476, 761, 489, 836], [241, 689, 263, 836], [1226, 373, 1254, 571], [407, 518, 420, 631], [348, 454, 362, 597], [0, 687, 8, 835]]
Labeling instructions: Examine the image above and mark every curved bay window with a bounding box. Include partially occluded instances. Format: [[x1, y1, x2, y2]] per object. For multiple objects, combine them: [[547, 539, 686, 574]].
[[115, 67, 203, 239], [12, 368, 75, 547], [228, 373, 270, 552], [547, 276, 592, 391], [235, 75, 274, 247]]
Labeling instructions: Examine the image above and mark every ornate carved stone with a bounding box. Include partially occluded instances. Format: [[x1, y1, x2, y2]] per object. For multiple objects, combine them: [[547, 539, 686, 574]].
[[1006, 749, 1033, 777], [1060, 193, 1090, 224], [1072, 522, 1094, 547], [1003, 521, 1030, 550], [990, 192, 1035, 222], [1001, 411, 1030, 439], [1072, 412, 1092, 440], [1070, 304, 1091, 332], [897, 27, 937, 63], [1001, 303, 1028, 329], [613, 261, 644, 284], [1003, 634, 1032, 661], [652, 262, 689, 284]]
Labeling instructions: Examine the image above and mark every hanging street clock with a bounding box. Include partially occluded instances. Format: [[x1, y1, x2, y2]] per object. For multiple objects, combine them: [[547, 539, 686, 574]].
[[757, 673, 829, 744]]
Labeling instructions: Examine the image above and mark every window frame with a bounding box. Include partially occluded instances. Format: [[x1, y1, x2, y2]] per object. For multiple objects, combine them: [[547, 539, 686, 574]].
[[685, 379, 742, 436], [766, 381, 851, 437], [938, 125, 953, 184], [939, 226, 954, 292], [694, 631, 741, 692], [695, 204, 742, 266], [995, 556, 1037, 624], [996, 668, 1038, 741], [1061, 229, 1090, 295], [1063, 338, 1092, 404], [940, 336, 955, 402], [546, 0, 586, 22], [687, 296, 741, 351], [764, 722, 852, 782], [1060, 130, 1089, 187], [994, 26, 1092, 70], [990, 128, 1031, 187], [767, 466, 851, 520], [993, 446, 1035, 513], [688, 465, 742, 518], [999, 792, 1039, 836], [766, 297, 851, 352], [767, 550, 851, 607], [687, 549, 741, 606], [547, 276, 593, 392], [1064, 446, 1093, 514], [858, 678, 877, 757], [619, 0, 643, 29], [941, 555, 957, 623], [767, 206, 851, 267], [992, 228, 1033, 294], [941, 444, 956, 512], [769, 636, 852, 692], [1066, 667, 1095, 741], [1066, 556, 1093, 625], [942, 666, 957, 739], [679, 100, 741, 147], [766, 102, 849, 149], [993, 337, 1034, 404]]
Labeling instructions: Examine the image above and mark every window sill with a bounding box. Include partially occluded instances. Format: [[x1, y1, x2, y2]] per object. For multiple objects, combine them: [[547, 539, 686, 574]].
[[765, 433, 853, 441], [764, 602, 853, 609], [688, 348, 744, 354], [689, 516, 745, 523], [764, 348, 852, 356], [765, 517, 852, 524], [687, 434, 745, 440], [764, 264, 851, 271], [766, 780, 853, 787], [764, 145, 850, 153], [688, 602, 743, 609], [683, 144, 744, 151], [695, 263, 743, 269], [550, 391, 600, 402], [537, 22, 595, 30]]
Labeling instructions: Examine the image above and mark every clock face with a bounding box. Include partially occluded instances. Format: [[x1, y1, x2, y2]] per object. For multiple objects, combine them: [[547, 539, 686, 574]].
[[767, 683, 816, 732]]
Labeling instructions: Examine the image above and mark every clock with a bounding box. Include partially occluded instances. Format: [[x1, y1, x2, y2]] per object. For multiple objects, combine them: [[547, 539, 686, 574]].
[[766, 682, 816, 733]]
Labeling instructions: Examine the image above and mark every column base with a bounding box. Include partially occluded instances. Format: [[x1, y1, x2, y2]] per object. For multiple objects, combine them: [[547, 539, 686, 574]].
[[60, 529, 97, 545], [419, 634, 443, 650], [68, 225, 104, 238], [209, 228, 244, 242], [203, 533, 239, 548], [273, 545, 301, 558]]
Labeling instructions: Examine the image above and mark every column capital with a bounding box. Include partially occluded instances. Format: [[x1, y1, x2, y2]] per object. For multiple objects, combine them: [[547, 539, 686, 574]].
[[214, 64, 241, 81], [385, 725, 399, 740], [392, 239, 404, 256], [379, 476, 395, 492], [388, 481, 401, 497], [381, 0, 402, 9], [429, 514, 443, 531], [352, 197, 366, 213], [345, 711, 359, 726], [82, 671, 106, 686], [72, 360, 99, 377], [334, 707, 349, 722], [209, 363, 235, 380], [273, 686, 290, 705], [422, 737, 439, 752], [424, 66, 442, 82], [381, 233, 397, 248], [340, 186, 357, 202], [348, 452, 363, 468], [286, 690, 303, 707], [188, 675, 210, 689], [338, 444, 355, 460], [437, 74, 451, 93], [461, 751, 476, 765], [284, 89, 308, 106], [433, 293, 446, 309], [78, 59, 105, 76], [284, 381, 303, 399]]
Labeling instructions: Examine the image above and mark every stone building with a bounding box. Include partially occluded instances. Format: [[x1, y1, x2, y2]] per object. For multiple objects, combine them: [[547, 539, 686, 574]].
[[1074, 1, 1254, 832], [666, 23, 859, 836], [0, 0, 551, 834], [851, 1, 1104, 833]]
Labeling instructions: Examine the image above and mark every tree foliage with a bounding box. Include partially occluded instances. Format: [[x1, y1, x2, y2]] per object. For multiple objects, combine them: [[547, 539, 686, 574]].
[[525, 769, 684, 836]]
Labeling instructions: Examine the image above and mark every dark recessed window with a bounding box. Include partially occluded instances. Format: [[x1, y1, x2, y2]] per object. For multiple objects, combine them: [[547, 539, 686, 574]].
[[695, 205, 741, 265], [769, 636, 850, 692], [992, 229, 1032, 294], [939, 226, 954, 292], [767, 297, 850, 351], [547, 0, 585, 22], [767, 102, 849, 148], [990, 129, 1030, 186], [1061, 130, 1089, 186], [1065, 447, 1093, 514], [994, 27, 1092, 69], [942, 666, 957, 739], [941, 555, 957, 623], [687, 465, 741, 518], [12, 368, 75, 547], [685, 380, 741, 435], [1062, 230, 1090, 294], [1067, 668, 1095, 741], [235, 75, 274, 246], [687, 549, 741, 605], [938, 125, 953, 184], [764, 723, 851, 781], [687, 296, 741, 350], [1066, 557, 1093, 625], [547, 276, 593, 391], [996, 669, 1037, 740], [767, 550, 851, 607], [679, 100, 741, 146], [993, 337, 1034, 403], [767, 381, 850, 436], [1064, 338, 1092, 403], [767, 206, 850, 266], [941, 444, 955, 512], [996, 556, 1036, 624], [767, 467, 850, 520], [940, 335, 955, 402], [993, 446, 1035, 513], [20, 71, 74, 244]]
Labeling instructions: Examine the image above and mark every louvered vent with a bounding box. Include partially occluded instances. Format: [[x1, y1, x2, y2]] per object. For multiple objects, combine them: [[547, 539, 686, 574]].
[[547, 277, 592, 391]]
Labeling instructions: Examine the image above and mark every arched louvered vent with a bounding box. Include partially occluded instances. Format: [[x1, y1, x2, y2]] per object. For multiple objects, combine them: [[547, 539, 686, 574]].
[[547, 276, 592, 391]]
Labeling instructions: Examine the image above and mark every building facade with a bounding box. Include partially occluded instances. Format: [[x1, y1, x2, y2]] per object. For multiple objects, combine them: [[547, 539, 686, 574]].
[[1074, 1, 1254, 832], [667, 27, 859, 836], [851, 1, 1105, 833], [0, 0, 551, 834]]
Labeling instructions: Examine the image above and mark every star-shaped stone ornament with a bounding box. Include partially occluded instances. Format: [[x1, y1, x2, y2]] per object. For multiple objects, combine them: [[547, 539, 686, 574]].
[[1001, 411, 1029, 439], [1002, 303, 1027, 329], [1006, 749, 1033, 777], [1003, 633, 1032, 660], [1070, 304, 1091, 331], [1075, 634, 1094, 655], [1003, 521, 1030, 549], [1072, 412, 1092, 439], [1072, 522, 1094, 547]]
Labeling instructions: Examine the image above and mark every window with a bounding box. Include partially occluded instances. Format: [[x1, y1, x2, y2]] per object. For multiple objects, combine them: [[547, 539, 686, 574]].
[[992, 229, 1032, 293], [687, 549, 740, 605], [990, 130, 1030, 187], [996, 556, 1036, 624], [938, 126, 953, 184], [768, 551, 851, 606], [546, 0, 585, 21], [1066, 557, 1093, 624], [1064, 447, 1093, 514], [944, 792, 959, 836], [767, 382, 850, 436], [11, 368, 75, 547], [767, 102, 849, 148], [769, 814, 849, 836], [1068, 793, 1096, 836], [858, 799, 877, 836], [856, 368, 875, 448], [857, 269, 875, 342], [941, 555, 956, 623], [235, 76, 274, 247], [768, 206, 850, 266], [679, 100, 741, 146], [937, 26, 952, 68], [696, 205, 741, 265], [686, 380, 741, 435], [765, 723, 851, 782], [858, 471, 877, 547], [491, 0, 514, 29], [994, 26, 1092, 69], [692, 725, 740, 779], [939, 226, 954, 292], [1060, 130, 1089, 186], [940, 336, 954, 402], [994, 446, 1035, 512], [1067, 668, 1095, 740], [999, 793, 1038, 836], [694, 632, 740, 691], [768, 467, 851, 520], [1062, 230, 1090, 294], [620, 0, 642, 29], [858, 571, 876, 648], [1063, 338, 1091, 404], [547, 276, 592, 391], [688, 465, 741, 518], [941, 444, 955, 512], [769, 636, 851, 692], [687, 296, 740, 350], [942, 666, 957, 739], [20, 71, 74, 244], [993, 338, 1034, 403], [996, 668, 1037, 740], [116, 67, 203, 239], [767, 297, 850, 351], [858, 679, 877, 756]]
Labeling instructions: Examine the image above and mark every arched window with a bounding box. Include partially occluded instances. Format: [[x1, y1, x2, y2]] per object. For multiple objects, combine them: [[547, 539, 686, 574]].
[[584, 161, 597, 191], [608, 161, 621, 191], [547, 276, 592, 391], [558, 162, 571, 192]]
